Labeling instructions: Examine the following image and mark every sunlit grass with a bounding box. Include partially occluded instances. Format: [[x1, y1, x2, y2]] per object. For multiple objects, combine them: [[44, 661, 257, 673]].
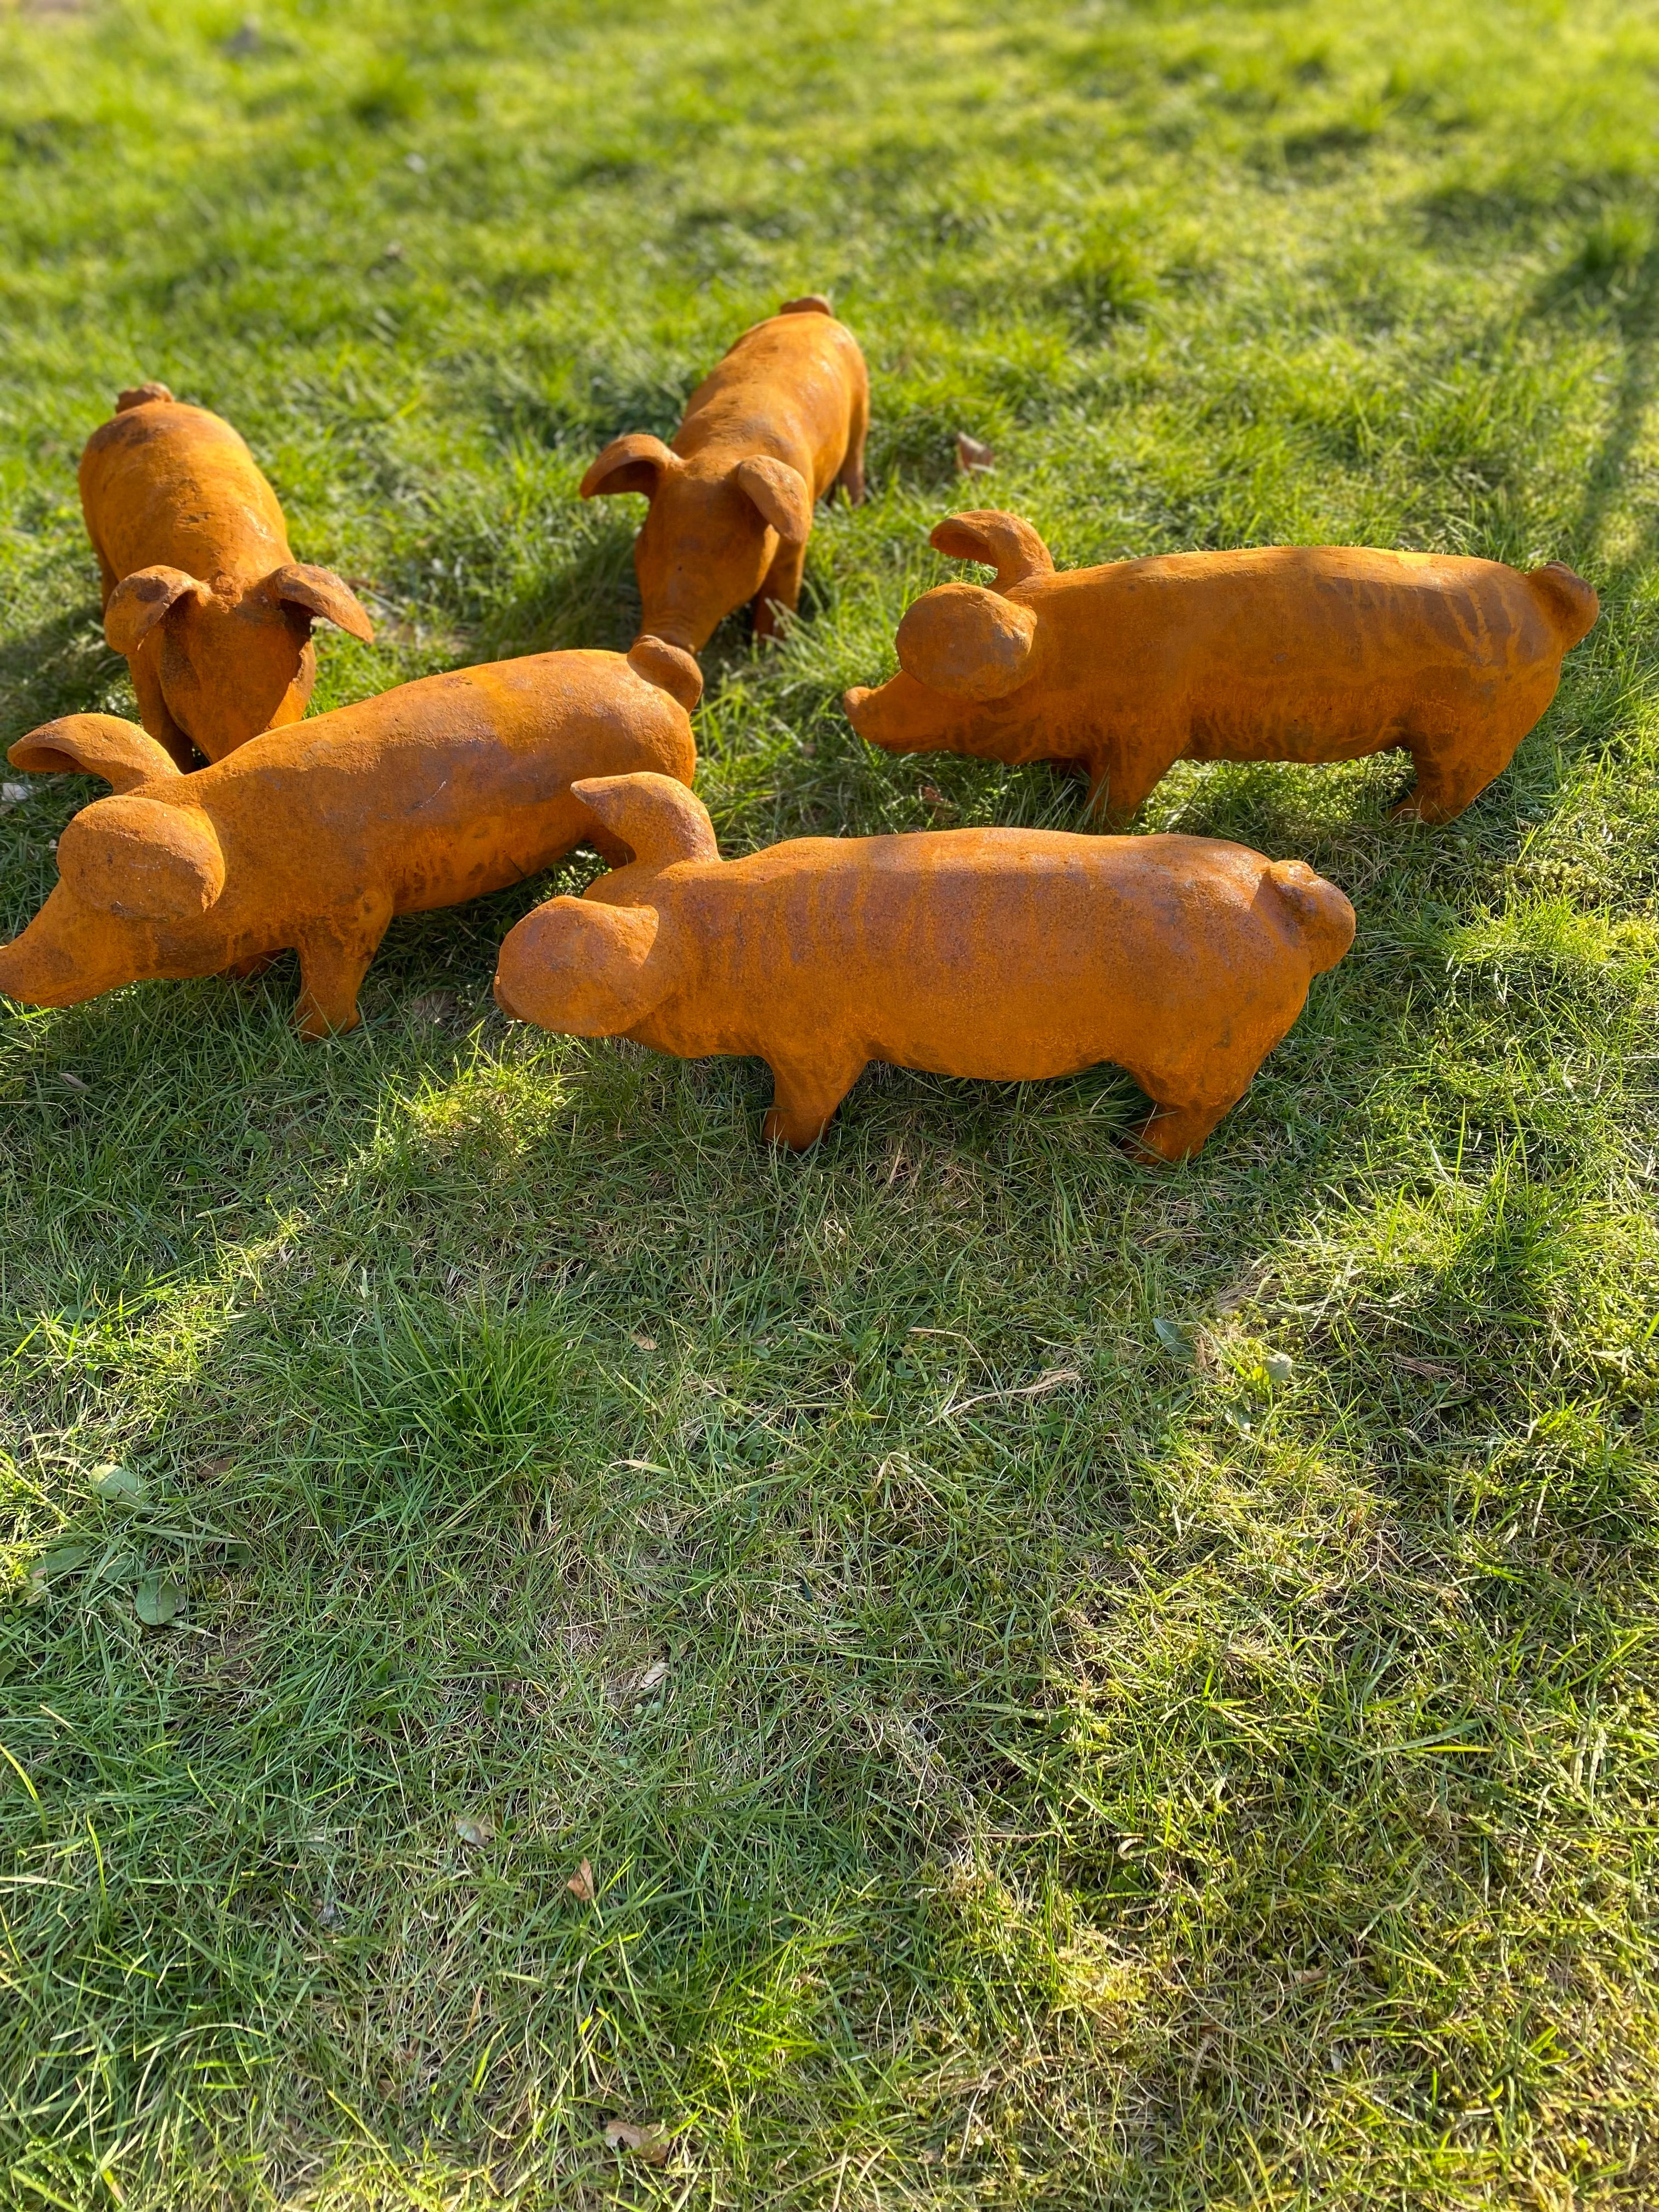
[[2, 0, 1658, 2205]]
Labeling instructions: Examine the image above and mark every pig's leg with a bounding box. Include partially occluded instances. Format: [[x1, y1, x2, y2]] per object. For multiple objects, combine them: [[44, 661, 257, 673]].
[[128, 648, 198, 772], [753, 539, 808, 640], [1127, 1090, 1247, 1164], [1087, 738, 1176, 826], [293, 900, 393, 1039], [836, 394, 868, 506], [1390, 725, 1521, 824], [761, 1052, 867, 1148], [93, 543, 119, 608]]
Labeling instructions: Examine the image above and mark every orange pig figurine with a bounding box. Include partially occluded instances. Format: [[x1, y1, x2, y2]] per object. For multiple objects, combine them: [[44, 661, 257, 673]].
[[579, 297, 868, 702], [80, 382, 377, 768], [492, 772, 1355, 1161], [0, 646, 698, 1038], [844, 511, 1599, 823]]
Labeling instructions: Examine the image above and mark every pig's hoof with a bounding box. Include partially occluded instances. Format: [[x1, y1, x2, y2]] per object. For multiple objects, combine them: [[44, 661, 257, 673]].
[[1126, 1103, 1226, 1164], [1388, 792, 1430, 823], [763, 1108, 822, 1150], [1388, 787, 1460, 825], [1124, 1125, 1182, 1167], [294, 1005, 363, 1041]]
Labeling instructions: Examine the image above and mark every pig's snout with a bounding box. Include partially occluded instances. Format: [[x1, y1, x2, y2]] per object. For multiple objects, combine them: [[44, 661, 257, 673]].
[[843, 670, 966, 754], [0, 903, 131, 1009]]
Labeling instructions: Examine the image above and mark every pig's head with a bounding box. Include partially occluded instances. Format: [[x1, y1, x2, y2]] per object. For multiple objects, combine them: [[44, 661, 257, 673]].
[[494, 771, 719, 1037], [844, 510, 1056, 755], [580, 432, 814, 664], [105, 559, 375, 761], [0, 715, 227, 1009]]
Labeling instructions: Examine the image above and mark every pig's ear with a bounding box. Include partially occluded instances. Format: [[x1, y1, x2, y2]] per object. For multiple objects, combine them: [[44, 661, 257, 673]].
[[580, 434, 681, 500], [733, 454, 813, 545], [930, 511, 1055, 594], [104, 566, 210, 657], [268, 564, 376, 642], [569, 771, 719, 868], [494, 897, 667, 1036], [8, 714, 182, 793], [57, 796, 225, 921], [896, 582, 1038, 702]]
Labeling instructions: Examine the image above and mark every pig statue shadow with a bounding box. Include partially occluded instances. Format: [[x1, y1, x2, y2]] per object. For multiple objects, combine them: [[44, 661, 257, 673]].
[[482, 515, 644, 664], [0, 600, 128, 741]]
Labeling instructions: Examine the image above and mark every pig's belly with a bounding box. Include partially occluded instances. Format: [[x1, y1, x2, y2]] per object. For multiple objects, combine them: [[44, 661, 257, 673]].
[[859, 988, 1228, 1084], [772, 963, 1277, 1087], [386, 806, 585, 916], [1180, 694, 1415, 764]]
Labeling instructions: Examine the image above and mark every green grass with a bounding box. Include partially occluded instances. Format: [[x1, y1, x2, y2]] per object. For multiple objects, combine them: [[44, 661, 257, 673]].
[[2, 0, 1658, 2203]]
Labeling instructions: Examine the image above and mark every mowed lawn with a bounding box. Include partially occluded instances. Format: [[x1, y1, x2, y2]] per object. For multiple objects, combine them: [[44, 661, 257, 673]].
[[2, 0, 1657, 2204]]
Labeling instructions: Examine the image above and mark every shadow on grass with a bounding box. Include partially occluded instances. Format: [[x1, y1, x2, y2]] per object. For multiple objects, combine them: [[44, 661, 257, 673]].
[[478, 512, 643, 659], [1558, 227, 1659, 577], [0, 602, 124, 742]]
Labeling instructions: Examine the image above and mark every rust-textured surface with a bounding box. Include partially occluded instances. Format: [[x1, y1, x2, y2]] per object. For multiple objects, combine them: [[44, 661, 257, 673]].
[[493, 771, 1355, 1160], [80, 383, 377, 768], [844, 511, 1600, 823], [0, 650, 697, 1038], [579, 296, 868, 700]]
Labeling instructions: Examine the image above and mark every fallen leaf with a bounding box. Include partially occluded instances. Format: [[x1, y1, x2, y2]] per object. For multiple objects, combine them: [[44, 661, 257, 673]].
[[1220, 1404, 1255, 1437], [59, 1072, 88, 1091], [919, 782, 949, 808], [603, 2120, 669, 2165], [134, 1572, 183, 1626], [567, 1858, 596, 1902], [201, 1454, 235, 1476], [1153, 1317, 1194, 1362], [630, 1332, 657, 1351], [37, 1542, 90, 1581], [956, 432, 995, 473], [1264, 1351, 1294, 1385], [92, 1464, 145, 1504], [0, 780, 30, 807], [633, 1659, 669, 1699], [455, 1814, 495, 1848]]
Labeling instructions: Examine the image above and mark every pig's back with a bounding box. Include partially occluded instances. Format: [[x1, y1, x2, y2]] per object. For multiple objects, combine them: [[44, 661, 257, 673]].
[[208, 652, 694, 913], [679, 828, 1302, 1078], [678, 313, 864, 459], [80, 403, 292, 583], [1046, 546, 1560, 758]]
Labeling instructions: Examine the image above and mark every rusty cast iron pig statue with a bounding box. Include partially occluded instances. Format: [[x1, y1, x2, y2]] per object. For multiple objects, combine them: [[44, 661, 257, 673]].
[[579, 296, 869, 701], [844, 511, 1600, 823], [492, 772, 1356, 1160], [81, 382, 377, 768], [0, 644, 699, 1039]]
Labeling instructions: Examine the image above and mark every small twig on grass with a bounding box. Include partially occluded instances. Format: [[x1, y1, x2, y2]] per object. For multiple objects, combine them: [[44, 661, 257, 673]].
[[934, 1368, 1082, 1422]]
